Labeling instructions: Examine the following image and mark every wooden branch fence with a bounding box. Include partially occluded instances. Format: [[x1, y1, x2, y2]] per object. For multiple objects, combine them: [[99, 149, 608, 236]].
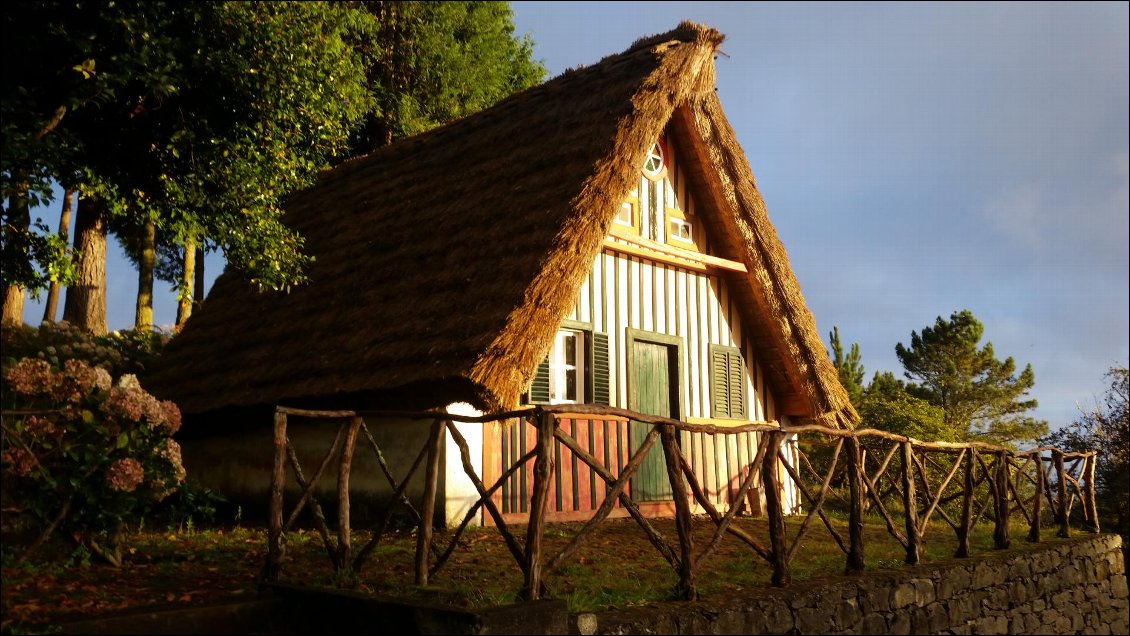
[[261, 404, 1100, 602]]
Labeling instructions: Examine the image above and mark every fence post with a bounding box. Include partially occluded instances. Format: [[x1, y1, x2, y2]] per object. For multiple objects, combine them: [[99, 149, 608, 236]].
[[993, 451, 1011, 549], [900, 441, 920, 565], [845, 434, 865, 573], [955, 447, 974, 557], [660, 423, 697, 599], [1054, 449, 1070, 538], [337, 416, 362, 571], [1027, 453, 1044, 543], [762, 431, 790, 586], [415, 418, 445, 585], [1083, 453, 1100, 533], [523, 410, 555, 600], [265, 410, 288, 582]]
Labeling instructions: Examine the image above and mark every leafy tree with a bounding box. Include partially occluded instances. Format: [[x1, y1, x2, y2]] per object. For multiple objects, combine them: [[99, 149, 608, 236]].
[[895, 309, 1046, 445], [859, 371, 950, 441], [4, 1, 377, 332], [1043, 367, 1129, 554], [350, 0, 545, 152], [829, 326, 865, 405]]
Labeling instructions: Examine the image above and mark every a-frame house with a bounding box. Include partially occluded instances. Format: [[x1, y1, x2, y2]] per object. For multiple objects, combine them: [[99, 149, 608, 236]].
[[149, 22, 857, 526]]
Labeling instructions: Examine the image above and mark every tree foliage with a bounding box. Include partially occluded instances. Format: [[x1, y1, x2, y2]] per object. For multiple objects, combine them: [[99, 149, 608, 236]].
[[350, 0, 545, 152], [3, 1, 377, 307], [1043, 367, 1129, 550], [859, 371, 950, 441], [829, 326, 865, 405], [895, 309, 1046, 445]]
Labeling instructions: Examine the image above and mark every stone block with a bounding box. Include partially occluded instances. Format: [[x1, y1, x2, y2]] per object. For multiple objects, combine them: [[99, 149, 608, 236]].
[[891, 582, 918, 610], [796, 606, 835, 634], [888, 611, 910, 635], [861, 612, 887, 635], [835, 598, 861, 632], [760, 597, 794, 634], [913, 578, 936, 605], [1111, 574, 1129, 599]]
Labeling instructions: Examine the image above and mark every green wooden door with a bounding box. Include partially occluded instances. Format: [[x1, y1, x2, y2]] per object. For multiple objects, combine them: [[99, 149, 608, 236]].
[[629, 340, 674, 501]]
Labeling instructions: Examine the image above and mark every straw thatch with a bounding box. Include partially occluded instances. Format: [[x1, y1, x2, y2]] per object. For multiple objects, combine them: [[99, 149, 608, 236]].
[[147, 21, 858, 427]]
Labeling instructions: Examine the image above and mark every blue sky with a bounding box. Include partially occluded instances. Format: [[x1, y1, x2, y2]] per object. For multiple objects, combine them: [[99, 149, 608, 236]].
[[20, 1, 1129, 430]]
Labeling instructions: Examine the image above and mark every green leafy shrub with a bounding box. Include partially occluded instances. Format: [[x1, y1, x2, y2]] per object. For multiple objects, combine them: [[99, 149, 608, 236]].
[[1, 355, 185, 566]]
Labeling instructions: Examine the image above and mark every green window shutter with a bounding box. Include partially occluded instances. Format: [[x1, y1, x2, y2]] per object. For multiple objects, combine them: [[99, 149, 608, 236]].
[[528, 356, 550, 404], [591, 332, 610, 405], [711, 345, 747, 419], [729, 350, 747, 419]]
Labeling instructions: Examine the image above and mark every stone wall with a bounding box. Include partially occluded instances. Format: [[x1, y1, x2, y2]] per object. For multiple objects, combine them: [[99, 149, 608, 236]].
[[583, 534, 1128, 635]]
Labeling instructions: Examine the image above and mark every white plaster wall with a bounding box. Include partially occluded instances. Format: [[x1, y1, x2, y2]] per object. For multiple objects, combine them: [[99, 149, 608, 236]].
[[444, 402, 484, 528]]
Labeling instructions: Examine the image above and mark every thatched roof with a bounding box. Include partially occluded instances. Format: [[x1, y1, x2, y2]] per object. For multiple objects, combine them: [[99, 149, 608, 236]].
[[148, 21, 858, 427]]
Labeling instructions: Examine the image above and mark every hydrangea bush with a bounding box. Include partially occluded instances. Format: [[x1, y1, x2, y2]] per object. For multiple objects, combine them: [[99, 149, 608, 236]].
[[1, 331, 184, 566]]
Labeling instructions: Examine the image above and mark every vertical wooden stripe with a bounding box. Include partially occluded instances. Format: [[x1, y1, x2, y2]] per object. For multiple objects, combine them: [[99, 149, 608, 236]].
[[616, 254, 628, 406], [703, 427, 716, 501], [521, 419, 530, 513], [714, 429, 727, 505], [501, 421, 510, 513], [594, 420, 607, 509], [697, 275, 710, 419], [573, 420, 587, 511], [552, 434, 563, 513], [643, 260, 653, 332], [593, 254, 603, 332], [680, 270, 695, 416], [726, 433, 739, 505]]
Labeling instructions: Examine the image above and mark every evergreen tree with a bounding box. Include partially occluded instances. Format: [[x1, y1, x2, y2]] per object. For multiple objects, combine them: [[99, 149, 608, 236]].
[[895, 309, 1046, 445], [828, 326, 865, 405]]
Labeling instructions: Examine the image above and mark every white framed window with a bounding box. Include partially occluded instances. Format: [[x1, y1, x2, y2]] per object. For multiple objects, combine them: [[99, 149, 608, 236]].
[[549, 329, 585, 404], [668, 218, 693, 243], [615, 201, 634, 227], [527, 328, 609, 406]]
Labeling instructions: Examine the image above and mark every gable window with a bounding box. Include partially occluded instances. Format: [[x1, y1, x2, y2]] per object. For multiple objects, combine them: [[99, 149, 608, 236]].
[[615, 202, 634, 227], [668, 217, 693, 243], [710, 344, 747, 419], [528, 327, 610, 406], [642, 141, 666, 180]]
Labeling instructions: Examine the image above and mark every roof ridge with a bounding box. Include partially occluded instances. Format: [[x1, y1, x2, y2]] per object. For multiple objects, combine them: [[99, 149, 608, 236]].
[[625, 20, 725, 55]]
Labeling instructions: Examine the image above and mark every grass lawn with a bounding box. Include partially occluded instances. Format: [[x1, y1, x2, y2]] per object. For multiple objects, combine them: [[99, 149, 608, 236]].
[[0, 513, 1067, 633]]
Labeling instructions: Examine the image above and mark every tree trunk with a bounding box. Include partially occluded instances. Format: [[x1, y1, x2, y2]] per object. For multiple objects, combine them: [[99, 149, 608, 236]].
[[193, 245, 205, 311], [134, 220, 156, 330], [1, 178, 31, 325], [1, 286, 24, 325], [62, 195, 108, 335], [42, 188, 74, 322], [176, 239, 195, 327]]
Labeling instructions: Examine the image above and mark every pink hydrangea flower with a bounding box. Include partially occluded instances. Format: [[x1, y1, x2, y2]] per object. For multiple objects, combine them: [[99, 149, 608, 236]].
[[158, 400, 182, 436], [105, 457, 145, 493], [2, 447, 39, 477], [5, 358, 56, 396], [23, 415, 58, 439]]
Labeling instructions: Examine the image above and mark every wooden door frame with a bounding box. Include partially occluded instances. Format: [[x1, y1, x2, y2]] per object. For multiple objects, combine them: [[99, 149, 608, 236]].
[[624, 328, 684, 420]]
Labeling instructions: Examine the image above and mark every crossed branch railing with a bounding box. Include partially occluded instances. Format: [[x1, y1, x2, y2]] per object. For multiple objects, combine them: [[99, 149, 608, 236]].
[[261, 404, 1100, 602]]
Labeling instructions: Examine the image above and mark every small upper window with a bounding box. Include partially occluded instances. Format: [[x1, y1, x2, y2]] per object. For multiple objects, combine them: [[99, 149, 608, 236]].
[[668, 218, 693, 243], [615, 202, 634, 226], [642, 141, 666, 180]]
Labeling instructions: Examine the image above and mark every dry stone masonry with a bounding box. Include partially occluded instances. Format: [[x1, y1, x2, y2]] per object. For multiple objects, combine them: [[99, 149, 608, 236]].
[[582, 534, 1128, 635]]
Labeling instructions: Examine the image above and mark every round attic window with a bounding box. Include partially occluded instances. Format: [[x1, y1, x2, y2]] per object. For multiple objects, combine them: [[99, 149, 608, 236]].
[[642, 140, 666, 180]]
